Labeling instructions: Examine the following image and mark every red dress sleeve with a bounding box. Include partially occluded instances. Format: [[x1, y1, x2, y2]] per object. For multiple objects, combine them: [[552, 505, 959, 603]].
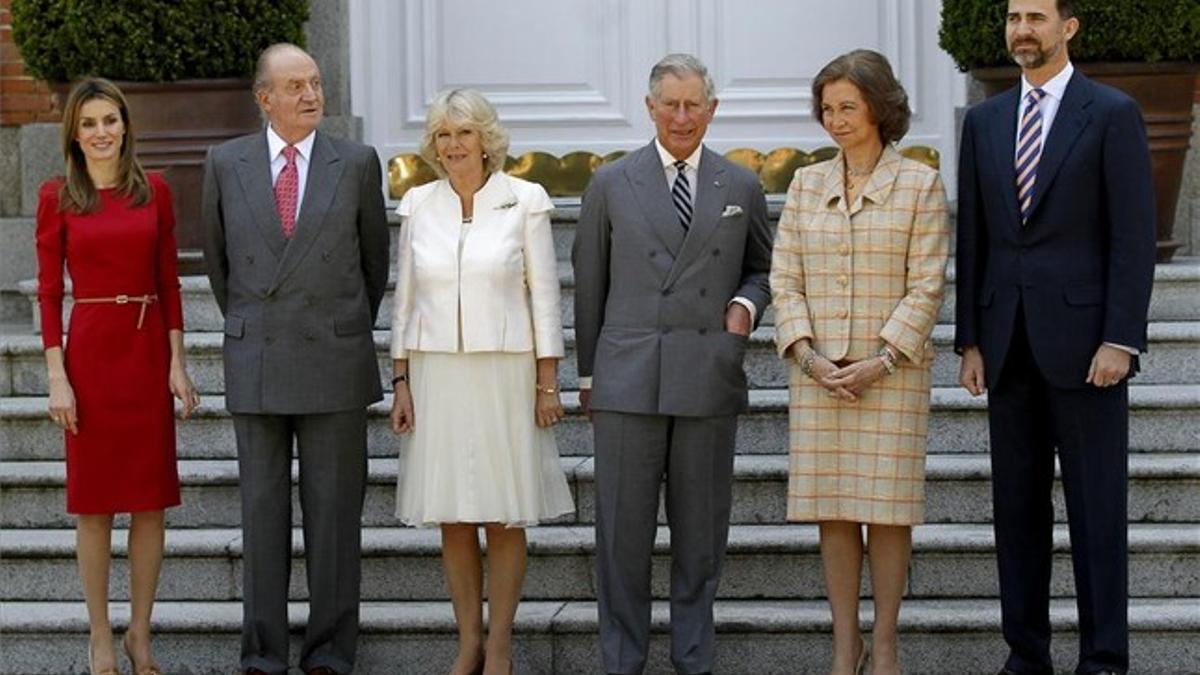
[[151, 174, 184, 331], [35, 180, 66, 349]]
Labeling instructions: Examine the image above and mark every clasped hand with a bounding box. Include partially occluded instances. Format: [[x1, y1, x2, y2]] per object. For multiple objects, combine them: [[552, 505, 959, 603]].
[[804, 352, 887, 402]]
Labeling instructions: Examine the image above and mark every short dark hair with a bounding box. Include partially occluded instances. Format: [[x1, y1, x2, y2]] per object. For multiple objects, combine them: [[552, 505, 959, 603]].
[[1056, 0, 1075, 19], [811, 49, 911, 144]]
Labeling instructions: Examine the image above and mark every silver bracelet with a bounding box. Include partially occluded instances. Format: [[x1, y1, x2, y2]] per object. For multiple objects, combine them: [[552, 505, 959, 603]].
[[799, 347, 817, 377], [877, 345, 897, 375]]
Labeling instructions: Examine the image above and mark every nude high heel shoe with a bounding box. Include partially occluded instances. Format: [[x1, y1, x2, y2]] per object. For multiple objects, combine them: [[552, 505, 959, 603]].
[[122, 634, 162, 675]]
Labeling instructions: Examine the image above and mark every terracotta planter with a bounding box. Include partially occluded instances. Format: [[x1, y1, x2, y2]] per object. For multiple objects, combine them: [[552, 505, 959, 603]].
[[53, 79, 263, 274], [971, 62, 1198, 263]]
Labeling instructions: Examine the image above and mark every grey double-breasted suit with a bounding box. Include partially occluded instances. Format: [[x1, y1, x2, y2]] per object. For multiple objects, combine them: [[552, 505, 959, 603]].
[[573, 141, 771, 674], [202, 129, 388, 673]]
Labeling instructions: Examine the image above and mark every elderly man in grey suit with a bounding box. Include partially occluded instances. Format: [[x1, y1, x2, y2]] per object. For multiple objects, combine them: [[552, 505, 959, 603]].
[[201, 43, 389, 675], [573, 53, 772, 675]]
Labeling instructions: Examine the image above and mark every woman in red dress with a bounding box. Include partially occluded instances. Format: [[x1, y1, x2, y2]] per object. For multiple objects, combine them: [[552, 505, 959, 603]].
[[36, 78, 200, 675]]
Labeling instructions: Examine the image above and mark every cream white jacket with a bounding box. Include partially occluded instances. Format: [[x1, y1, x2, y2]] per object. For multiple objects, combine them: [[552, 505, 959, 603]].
[[390, 172, 565, 359]]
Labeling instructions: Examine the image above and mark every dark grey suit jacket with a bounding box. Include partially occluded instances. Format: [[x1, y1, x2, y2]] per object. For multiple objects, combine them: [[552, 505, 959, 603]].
[[202, 130, 390, 414], [573, 141, 772, 417]]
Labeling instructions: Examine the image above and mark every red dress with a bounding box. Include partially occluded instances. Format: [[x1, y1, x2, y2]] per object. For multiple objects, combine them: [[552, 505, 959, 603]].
[[35, 174, 184, 514]]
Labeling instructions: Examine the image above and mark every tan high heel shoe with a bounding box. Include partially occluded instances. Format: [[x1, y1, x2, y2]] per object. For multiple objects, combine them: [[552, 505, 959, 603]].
[[122, 634, 163, 675]]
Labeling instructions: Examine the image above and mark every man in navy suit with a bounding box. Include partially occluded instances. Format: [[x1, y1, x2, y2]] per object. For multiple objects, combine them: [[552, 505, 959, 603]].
[[955, 1, 1156, 673]]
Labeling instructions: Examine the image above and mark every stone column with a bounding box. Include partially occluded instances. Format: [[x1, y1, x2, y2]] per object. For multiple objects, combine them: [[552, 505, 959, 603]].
[[307, 0, 362, 141], [1178, 102, 1200, 257]]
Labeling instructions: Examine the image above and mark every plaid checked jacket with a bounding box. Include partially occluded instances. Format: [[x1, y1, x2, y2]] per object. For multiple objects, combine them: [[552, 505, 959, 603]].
[[771, 144, 950, 365]]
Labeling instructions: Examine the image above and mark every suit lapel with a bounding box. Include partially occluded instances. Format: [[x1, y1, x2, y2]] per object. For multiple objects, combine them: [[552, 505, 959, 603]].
[[665, 147, 728, 288], [271, 132, 345, 292], [1026, 72, 1092, 221], [626, 142, 686, 258], [235, 132, 287, 260], [986, 87, 1024, 232]]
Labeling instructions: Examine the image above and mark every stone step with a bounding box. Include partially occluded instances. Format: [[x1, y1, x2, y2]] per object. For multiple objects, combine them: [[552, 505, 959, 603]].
[[2, 523, 1196, 603], [16, 259, 1200, 334], [6, 322, 1200, 397], [3, 385, 1197, 462], [2, 598, 1196, 674], [3, 454, 1196, 529]]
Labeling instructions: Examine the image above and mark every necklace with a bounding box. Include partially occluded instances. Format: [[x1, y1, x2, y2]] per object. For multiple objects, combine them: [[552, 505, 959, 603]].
[[844, 152, 882, 192]]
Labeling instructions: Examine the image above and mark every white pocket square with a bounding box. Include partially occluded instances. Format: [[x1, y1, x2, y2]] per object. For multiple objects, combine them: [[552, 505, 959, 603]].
[[721, 205, 744, 217]]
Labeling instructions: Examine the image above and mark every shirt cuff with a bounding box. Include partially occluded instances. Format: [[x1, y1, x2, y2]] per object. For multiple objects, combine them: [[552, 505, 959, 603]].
[[728, 297, 757, 325], [1103, 342, 1139, 356], [578, 376, 592, 390]]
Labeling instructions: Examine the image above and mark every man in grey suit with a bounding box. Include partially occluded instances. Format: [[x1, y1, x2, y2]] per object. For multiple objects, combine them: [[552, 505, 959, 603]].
[[573, 53, 772, 675], [201, 43, 389, 675]]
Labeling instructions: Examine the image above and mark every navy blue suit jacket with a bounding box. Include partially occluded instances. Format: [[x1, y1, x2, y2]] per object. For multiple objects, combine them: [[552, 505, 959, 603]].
[[955, 70, 1156, 389]]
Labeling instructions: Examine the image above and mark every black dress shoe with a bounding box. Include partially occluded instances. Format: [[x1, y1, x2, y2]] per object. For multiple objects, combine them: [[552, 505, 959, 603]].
[[306, 668, 339, 675]]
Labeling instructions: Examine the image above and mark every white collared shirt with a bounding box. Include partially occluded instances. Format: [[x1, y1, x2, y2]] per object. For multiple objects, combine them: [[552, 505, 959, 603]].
[[267, 125, 316, 221], [655, 138, 702, 208], [1014, 60, 1074, 164]]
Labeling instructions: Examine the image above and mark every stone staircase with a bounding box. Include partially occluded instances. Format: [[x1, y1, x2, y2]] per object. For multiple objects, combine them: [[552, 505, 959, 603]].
[[2, 209, 1198, 674]]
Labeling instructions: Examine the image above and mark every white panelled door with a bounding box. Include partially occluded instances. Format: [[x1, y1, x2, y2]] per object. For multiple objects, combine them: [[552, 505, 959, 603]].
[[350, 0, 967, 197]]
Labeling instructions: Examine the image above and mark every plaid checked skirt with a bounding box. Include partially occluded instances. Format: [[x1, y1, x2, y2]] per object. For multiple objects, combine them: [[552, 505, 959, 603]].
[[785, 357, 932, 525]]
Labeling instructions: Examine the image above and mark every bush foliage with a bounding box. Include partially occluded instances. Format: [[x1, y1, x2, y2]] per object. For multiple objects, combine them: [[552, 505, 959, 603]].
[[939, 0, 1200, 71], [11, 0, 309, 82]]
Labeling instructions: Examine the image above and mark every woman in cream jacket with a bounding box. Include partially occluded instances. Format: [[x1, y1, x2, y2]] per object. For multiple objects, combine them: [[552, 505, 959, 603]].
[[390, 88, 574, 675]]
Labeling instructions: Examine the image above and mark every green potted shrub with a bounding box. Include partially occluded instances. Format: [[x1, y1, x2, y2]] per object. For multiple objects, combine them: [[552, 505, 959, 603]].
[[939, 0, 1200, 262], [10, 0, 309, 272]]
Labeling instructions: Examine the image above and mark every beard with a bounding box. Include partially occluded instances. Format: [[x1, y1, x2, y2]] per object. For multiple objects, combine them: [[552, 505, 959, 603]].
[[1010, 39, 1059, 69]]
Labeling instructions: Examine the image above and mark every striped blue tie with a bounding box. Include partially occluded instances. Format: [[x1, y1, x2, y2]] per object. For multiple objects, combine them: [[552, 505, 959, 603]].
[[671, 160, 692, 231], [1016, 88, 1046, 224]]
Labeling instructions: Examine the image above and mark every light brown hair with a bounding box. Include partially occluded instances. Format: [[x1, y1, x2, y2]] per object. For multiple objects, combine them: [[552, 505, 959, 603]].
[[58, 78, 150, 213]]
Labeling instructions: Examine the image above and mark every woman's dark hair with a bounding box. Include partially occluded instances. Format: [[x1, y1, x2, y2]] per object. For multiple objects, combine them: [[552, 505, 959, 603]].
[[812, 49, 912, 144]]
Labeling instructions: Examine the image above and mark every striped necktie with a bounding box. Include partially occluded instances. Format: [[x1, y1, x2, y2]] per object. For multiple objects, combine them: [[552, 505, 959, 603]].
[[1016, 88, 1046, 225], [671, 159, 692, 231]]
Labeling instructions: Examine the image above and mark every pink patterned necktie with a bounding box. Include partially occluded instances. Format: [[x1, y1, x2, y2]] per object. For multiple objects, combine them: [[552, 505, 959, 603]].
[[275, 145, 299, 238]]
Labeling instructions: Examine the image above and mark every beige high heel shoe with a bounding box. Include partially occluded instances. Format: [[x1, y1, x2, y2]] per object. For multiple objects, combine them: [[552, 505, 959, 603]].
[[122, 634, 162, 675]]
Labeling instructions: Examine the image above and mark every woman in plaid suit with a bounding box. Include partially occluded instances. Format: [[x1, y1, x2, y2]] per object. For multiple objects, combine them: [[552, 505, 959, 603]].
[[770, 50, 950, 675]]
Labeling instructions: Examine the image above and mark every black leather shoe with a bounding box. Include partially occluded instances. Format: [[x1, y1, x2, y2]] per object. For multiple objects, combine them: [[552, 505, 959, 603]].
[[306, 668, 339, 675]]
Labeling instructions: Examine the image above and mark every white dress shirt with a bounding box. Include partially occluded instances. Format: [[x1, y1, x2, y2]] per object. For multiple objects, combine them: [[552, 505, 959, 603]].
[[1014, 61, 1073, 165], [267, 125, 315, 221]]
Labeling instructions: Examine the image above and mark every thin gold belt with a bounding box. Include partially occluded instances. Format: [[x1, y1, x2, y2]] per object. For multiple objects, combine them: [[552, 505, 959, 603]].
[[74, 293, 158, 329]]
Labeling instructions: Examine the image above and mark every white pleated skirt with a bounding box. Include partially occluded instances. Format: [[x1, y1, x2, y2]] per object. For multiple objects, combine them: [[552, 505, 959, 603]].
[[395, 350, 575, 527]]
